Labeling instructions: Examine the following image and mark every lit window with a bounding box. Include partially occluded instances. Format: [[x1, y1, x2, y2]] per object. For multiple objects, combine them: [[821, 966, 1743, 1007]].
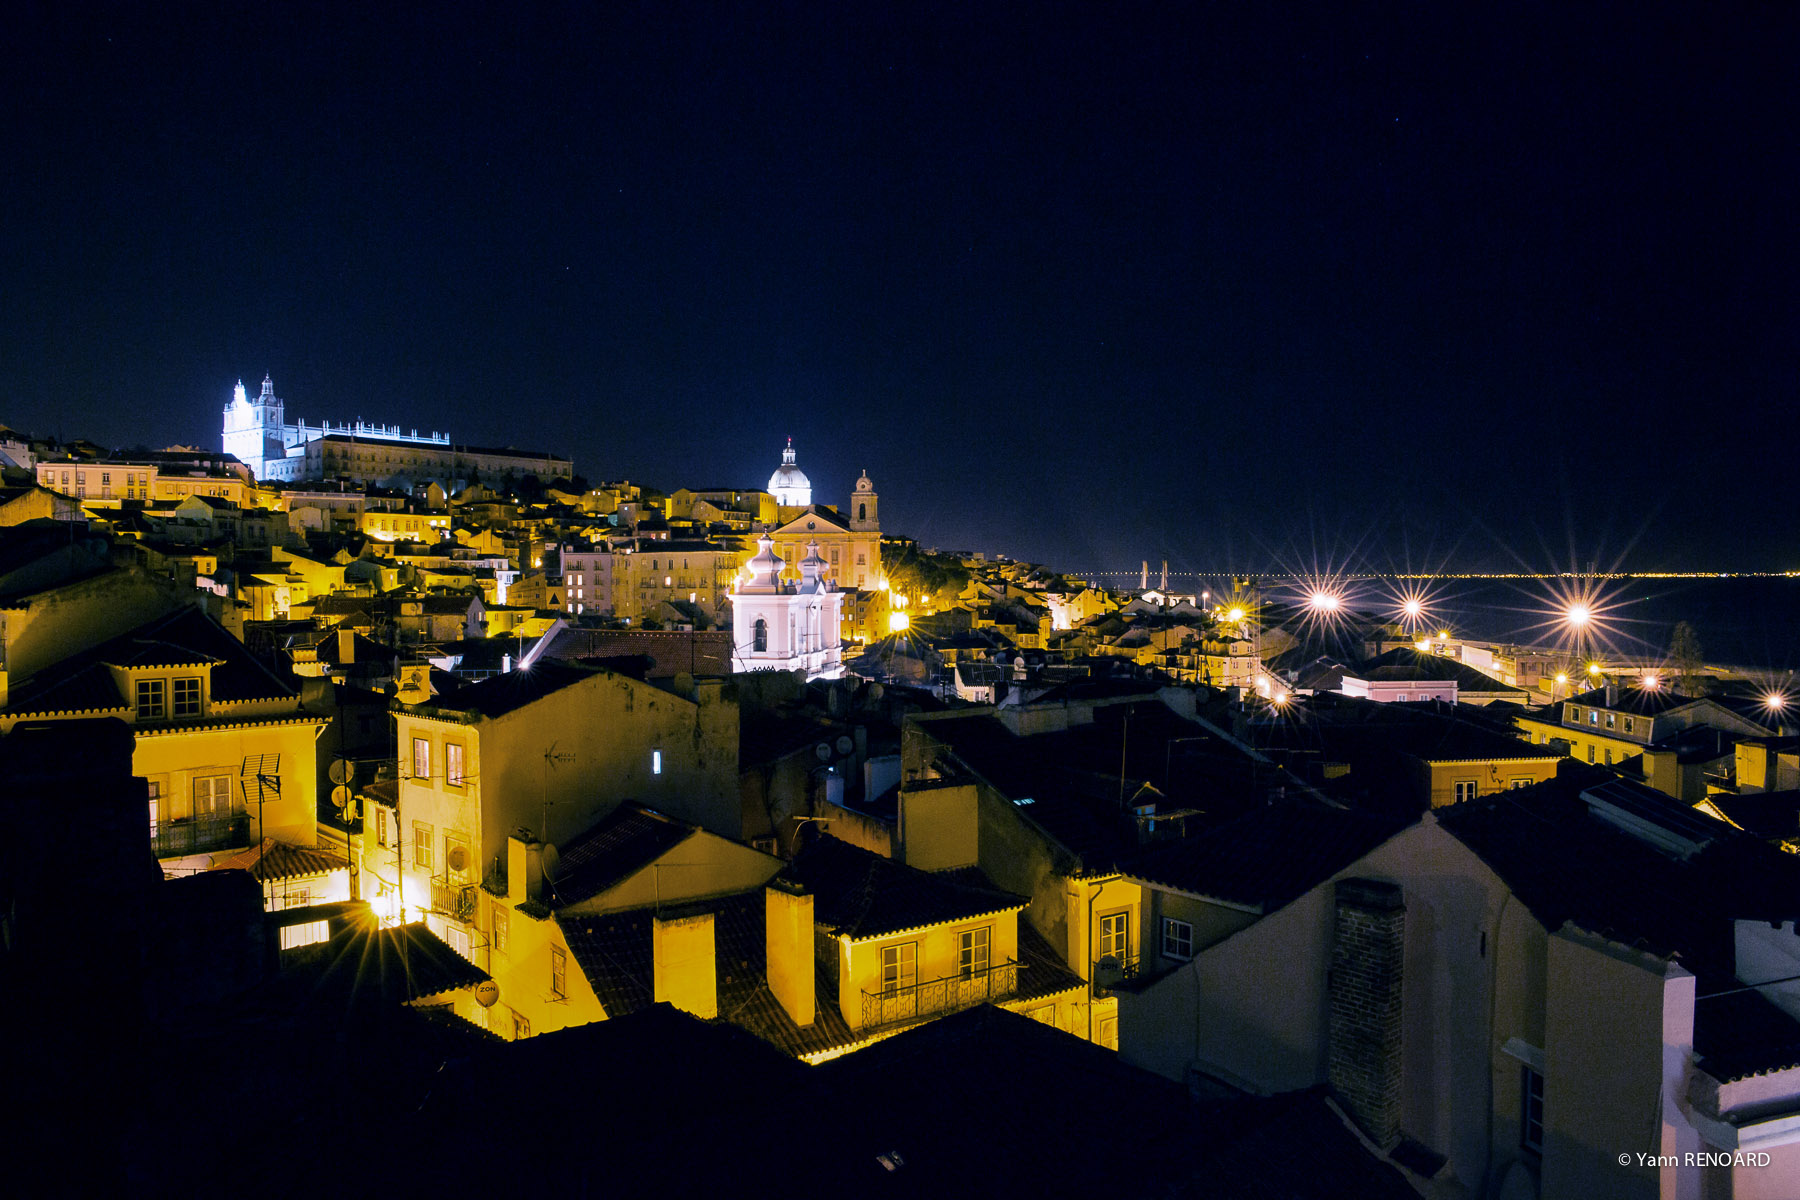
[[881, 942, 918, 994], [146, 779, 163, 835], [136, 679, 166, 719], [959, 926, 991, 978], [172, 677, 201, 717], [551, 946, 567, 998], [512, 1009, 530, 1040], [1624, 718, 1634, 734], [1162, 917, 1194, 961], [492, 903, 509, 954], [375, 807, 389, 847], [414, 822, 433, 870], [1589, 711, 1599, 725], [445, 742, 465, 787], [1453, 780, 1478, 804], [193, 774, 232, 816], [412, 737, 431, 781], [1098, 912, 1129, 962], [652, 749, 662, 775]]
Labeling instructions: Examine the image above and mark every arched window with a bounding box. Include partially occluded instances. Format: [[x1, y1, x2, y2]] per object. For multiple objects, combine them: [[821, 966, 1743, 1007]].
[[753, 618, 767, 652], [858, 503, 867, 521]]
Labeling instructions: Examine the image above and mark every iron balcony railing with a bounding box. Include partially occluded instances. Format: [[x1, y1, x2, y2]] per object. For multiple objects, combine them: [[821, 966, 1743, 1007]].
[[1091, 953, 1141, 988], [152, 811, 249, 858], [861, 960, 1019, 1030], [432, 879, 477, 922]]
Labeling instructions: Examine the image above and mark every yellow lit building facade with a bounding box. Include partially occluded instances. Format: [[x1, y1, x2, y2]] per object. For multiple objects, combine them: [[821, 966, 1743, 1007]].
[[0, 606, 325, 871]]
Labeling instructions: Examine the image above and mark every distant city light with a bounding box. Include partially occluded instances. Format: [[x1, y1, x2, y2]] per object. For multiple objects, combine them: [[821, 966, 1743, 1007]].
[[1566, 603, 1591, 628], [1403, 599, 1422, 618], [1437, 629, 1449, 640], [1308, 590, 1340, 612], [1588, 663, 1603, 676], [1764, 693, 1786, 712], [1555, 673, 1568, 685], [1642, 673, 1660, 691], [1415, 640, 1429, 652], [888, 612, 910, 632], [1226, 606, 1246, 623]]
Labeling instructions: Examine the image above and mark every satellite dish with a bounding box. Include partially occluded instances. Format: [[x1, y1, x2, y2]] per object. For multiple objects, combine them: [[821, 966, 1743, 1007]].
[[329, 759, 354, 786], [330, 785, 354, 809], [815, 742, 832, 762], [835, 735, 854, 756], [474, 980, 500, 1008], [448, 845, 469, 873]]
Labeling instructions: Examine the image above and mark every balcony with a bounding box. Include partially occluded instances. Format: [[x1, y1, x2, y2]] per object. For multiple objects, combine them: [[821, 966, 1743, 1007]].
[[152, 812, 250, 859], [1091, 953, 1141, 990], [431, 879, 477, 922], [861, 960, 1018, 1030]]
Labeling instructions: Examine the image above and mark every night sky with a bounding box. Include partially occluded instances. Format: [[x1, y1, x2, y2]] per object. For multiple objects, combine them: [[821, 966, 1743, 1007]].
[[5, 4, 1794, 571]]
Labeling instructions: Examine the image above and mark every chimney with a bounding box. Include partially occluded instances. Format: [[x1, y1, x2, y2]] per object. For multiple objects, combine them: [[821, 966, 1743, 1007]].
[[1140, 561, 1148, 589], [1160, 560, 1168, 590], [507, 834, 544, 905], [653, 906, 718, 1019], [1329, 878, 1406, 1148], [338, 627, 355, 664], [765, 880, 816, 1027], [1606, 680, 1618, 707]]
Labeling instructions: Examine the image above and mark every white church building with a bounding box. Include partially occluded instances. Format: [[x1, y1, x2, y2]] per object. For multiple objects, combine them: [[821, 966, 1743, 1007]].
[[222, 375, 451, 482], [728, 534, 843, 681]]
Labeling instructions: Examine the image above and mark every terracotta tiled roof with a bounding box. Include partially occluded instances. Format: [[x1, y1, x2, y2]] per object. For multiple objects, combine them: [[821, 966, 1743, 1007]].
[[560, 890, 865, 1060], [213, 838, 349, 883], [282, 920, 489, 1006]]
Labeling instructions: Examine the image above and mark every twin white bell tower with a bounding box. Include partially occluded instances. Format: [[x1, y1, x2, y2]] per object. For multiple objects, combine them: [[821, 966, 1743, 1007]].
[[728, 534, 843, 680]]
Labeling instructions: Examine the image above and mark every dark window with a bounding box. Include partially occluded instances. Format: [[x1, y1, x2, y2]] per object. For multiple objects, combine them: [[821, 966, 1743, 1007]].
[[1521, 1065, 1544, 1154], [753, 618, 767, 652]]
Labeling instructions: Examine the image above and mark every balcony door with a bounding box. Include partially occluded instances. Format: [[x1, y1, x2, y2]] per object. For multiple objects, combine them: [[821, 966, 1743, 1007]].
[[1098, 912, 1129, 963]]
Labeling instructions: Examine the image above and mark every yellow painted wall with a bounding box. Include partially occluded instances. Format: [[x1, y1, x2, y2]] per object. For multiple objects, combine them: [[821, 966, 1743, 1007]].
[[561, 834, 781, 917], [840, 910, 1023, 1032], [0, 569, 187, 686], [1419, 757, 1561, 808], [899, 782, 980, 871], [136, 716, 325, 858]]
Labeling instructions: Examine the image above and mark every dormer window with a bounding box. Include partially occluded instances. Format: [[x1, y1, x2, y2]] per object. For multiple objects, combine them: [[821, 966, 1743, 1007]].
[[136, 679, 165, 719], [173, 677, 201, 717]]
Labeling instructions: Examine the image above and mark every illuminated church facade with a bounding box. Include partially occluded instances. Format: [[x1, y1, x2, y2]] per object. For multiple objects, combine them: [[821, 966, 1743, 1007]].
[[222, 375, 569, 486], [762, 440, 883, 591]]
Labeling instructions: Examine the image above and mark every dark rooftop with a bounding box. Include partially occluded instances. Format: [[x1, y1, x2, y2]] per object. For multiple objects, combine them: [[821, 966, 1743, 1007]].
[[545, 804, 695, 909], [409, 657, 602, 719], [1436, 765, 1800, 1078], [4, 605, 298, 715], [791, 834, 1027, 940], [1125, 800, 1410, 911]]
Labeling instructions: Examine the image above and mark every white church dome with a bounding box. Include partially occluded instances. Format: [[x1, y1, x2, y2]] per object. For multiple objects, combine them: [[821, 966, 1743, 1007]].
[[767, 437, 812, 507]]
